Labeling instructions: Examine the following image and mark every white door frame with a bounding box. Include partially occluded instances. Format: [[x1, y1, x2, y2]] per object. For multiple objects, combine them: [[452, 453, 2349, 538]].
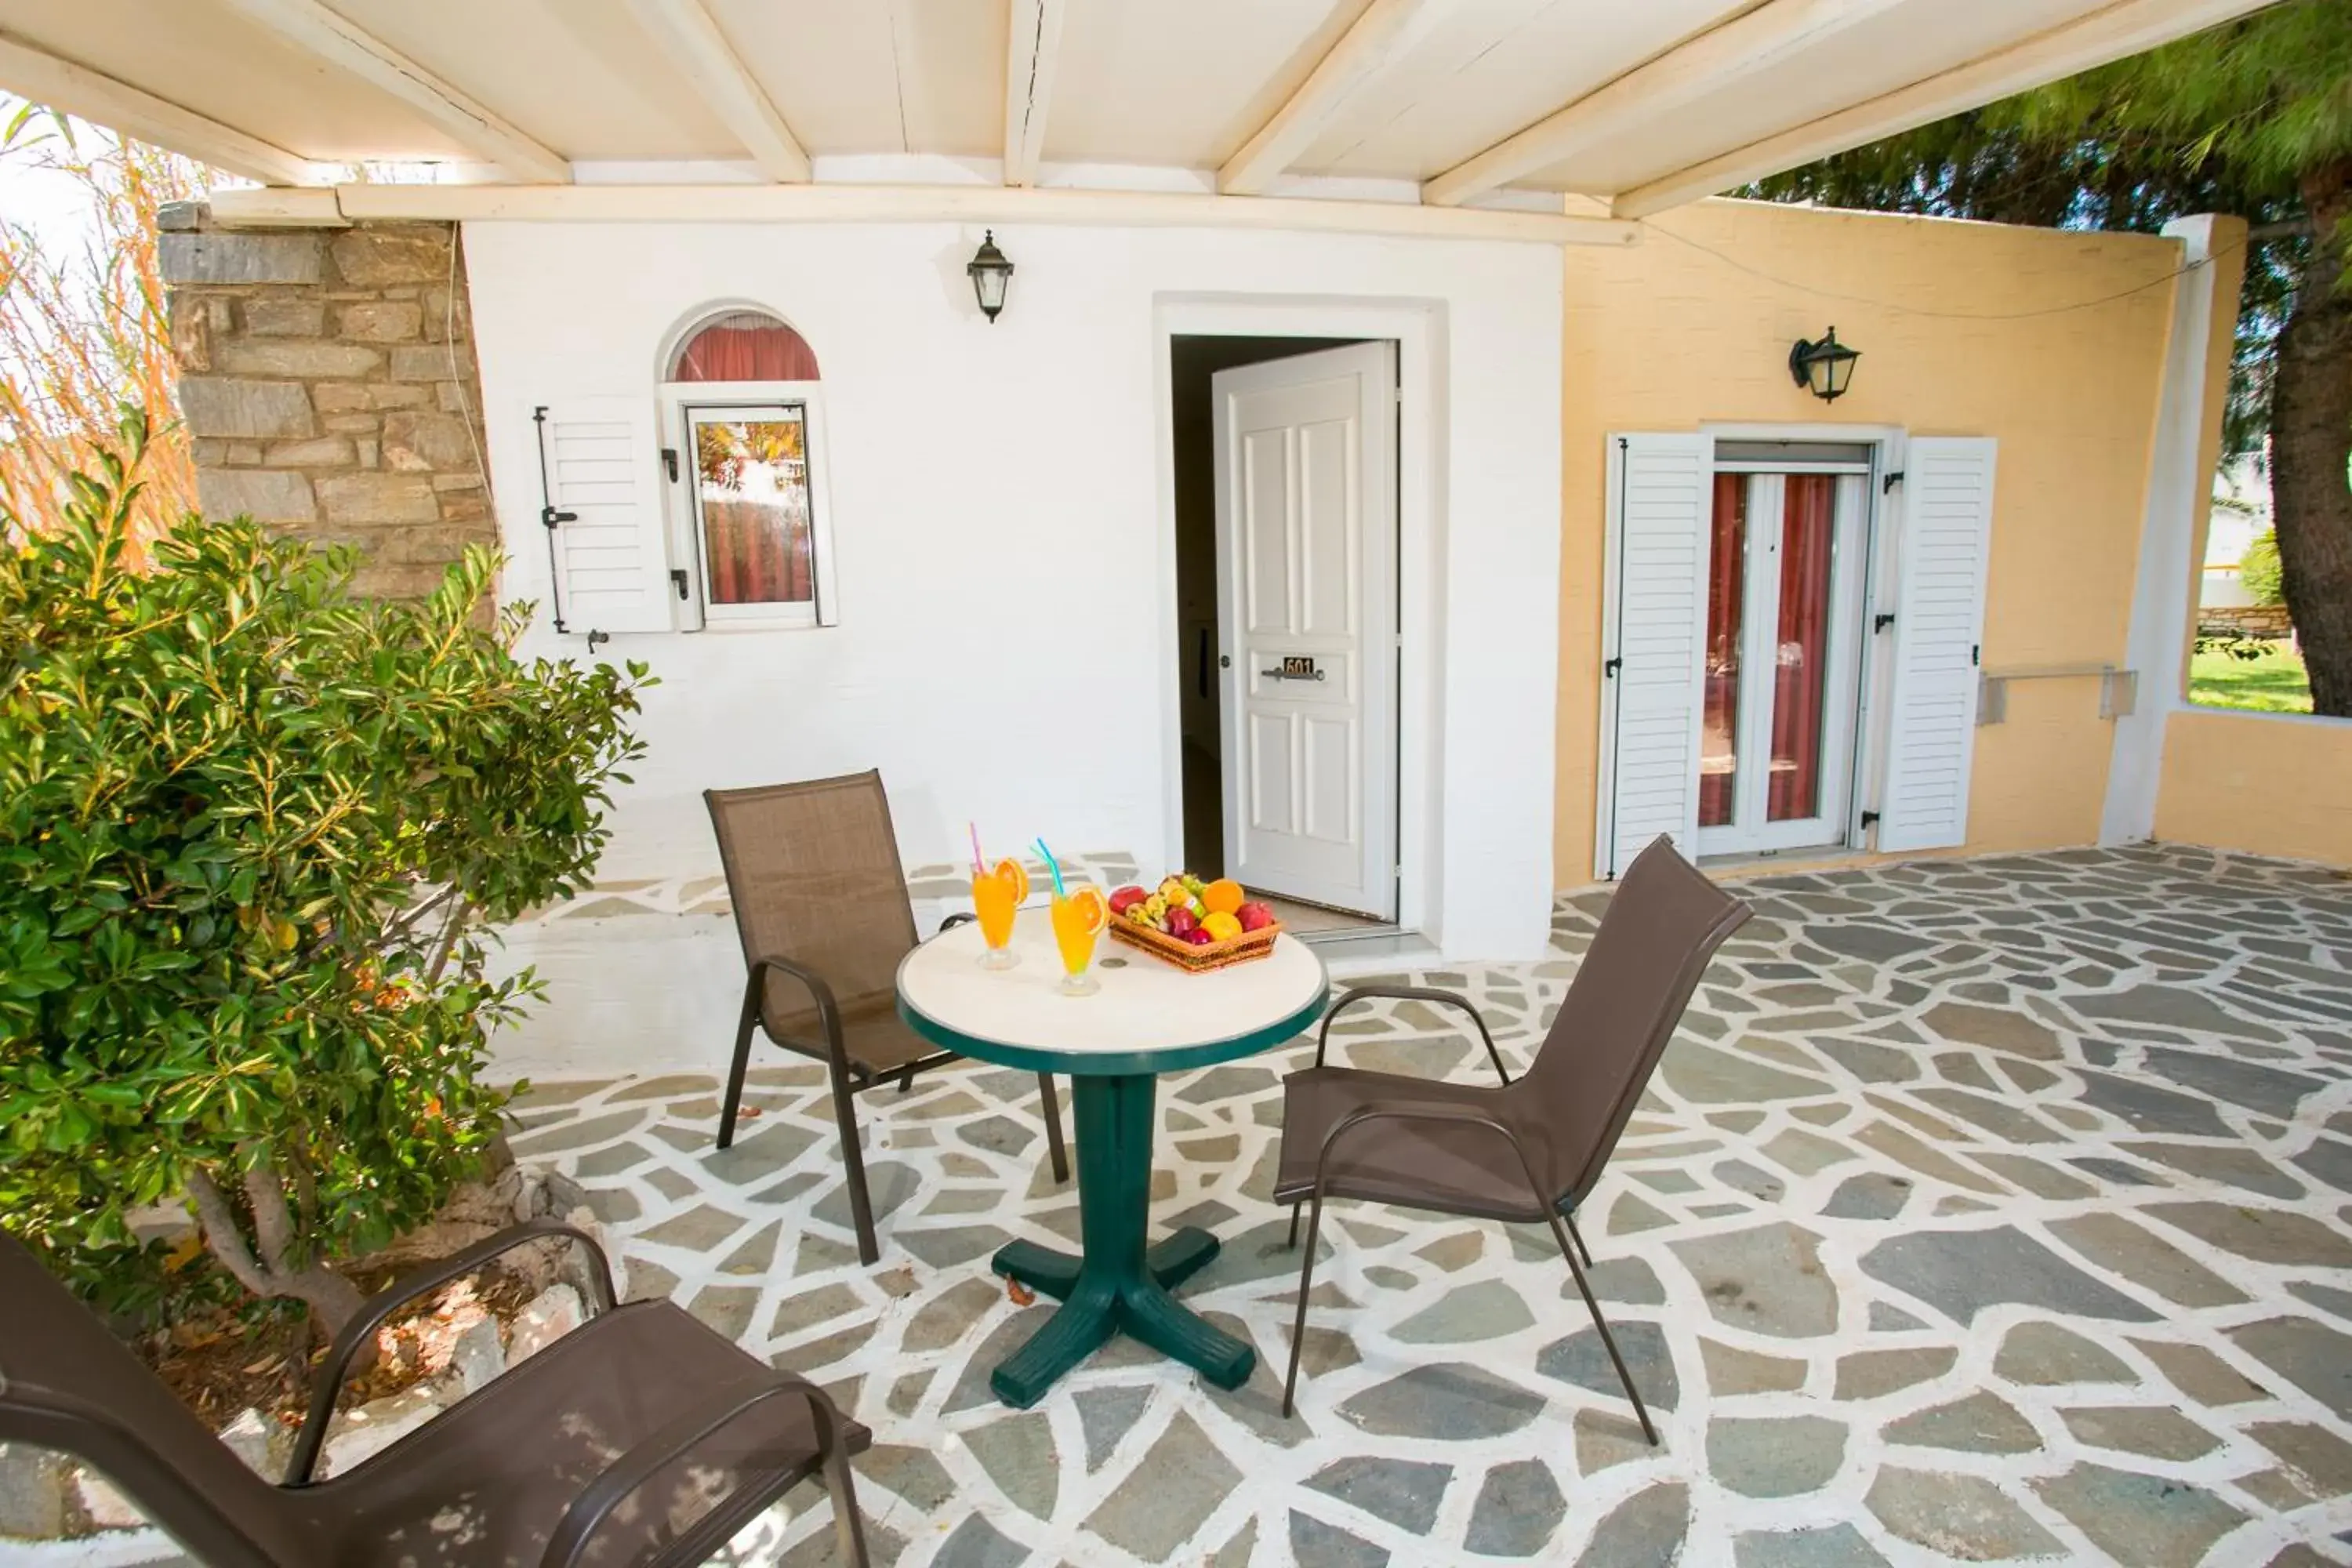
[[1154, 298, 1439, 939], [1593, 423, 1904, 873]]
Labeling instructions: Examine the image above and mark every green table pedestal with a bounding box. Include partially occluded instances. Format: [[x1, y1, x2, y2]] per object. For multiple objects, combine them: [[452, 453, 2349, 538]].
[[987, 1071, 1253, 1408]]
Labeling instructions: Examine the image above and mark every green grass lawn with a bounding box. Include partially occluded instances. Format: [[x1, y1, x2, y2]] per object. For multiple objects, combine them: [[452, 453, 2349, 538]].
[[2190, 638, 2312, 713]]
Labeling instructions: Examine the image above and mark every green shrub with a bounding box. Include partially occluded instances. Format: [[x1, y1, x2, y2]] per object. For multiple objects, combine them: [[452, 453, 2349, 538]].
[[0, 411, 649, 1330], [2239, 528, 2284, 607]]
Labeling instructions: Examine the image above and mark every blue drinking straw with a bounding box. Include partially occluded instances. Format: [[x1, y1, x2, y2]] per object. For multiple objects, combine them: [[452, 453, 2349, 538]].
[[1033, 838, 1068, 898]]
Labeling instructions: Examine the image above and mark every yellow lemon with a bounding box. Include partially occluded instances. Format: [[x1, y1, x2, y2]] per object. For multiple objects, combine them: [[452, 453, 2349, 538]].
[[1201, 911, 1243, 942]]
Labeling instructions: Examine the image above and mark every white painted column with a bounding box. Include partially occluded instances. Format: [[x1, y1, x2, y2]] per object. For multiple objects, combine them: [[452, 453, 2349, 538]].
[[2100, 214, 2243, 845]]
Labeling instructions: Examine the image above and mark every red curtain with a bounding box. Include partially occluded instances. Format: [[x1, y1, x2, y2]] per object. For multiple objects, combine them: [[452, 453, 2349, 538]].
[[1769, 475, 1835, 821], [1699, 474, 1746, 829], [673, 321, 821, 383]]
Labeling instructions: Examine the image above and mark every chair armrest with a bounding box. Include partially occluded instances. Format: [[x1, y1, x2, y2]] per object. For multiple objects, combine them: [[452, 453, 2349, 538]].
[[539, 1370, 850, 1568], [286, 1218, 615, 1486], [938, 912, 975, 933], [1312, 1098, 1548, 1207], [1316, 986, 1513, 1085]]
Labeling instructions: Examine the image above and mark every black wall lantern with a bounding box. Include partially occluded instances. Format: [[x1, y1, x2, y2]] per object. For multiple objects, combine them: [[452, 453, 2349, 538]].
[[967, 230, 1014, 323], [1789, 326, 1860, 401]]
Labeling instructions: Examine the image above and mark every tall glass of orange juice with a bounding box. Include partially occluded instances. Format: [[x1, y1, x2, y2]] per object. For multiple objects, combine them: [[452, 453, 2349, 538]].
[[973, 858, 1026, 970], [1048, 885, 1108, 996]]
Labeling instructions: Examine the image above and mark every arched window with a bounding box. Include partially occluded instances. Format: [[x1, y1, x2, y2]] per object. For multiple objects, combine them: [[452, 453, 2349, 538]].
[[659, 309, 831, 627], [670, 310, 821, 383]]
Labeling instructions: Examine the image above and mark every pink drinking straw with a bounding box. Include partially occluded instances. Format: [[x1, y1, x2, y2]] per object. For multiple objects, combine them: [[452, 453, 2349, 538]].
[[969, 822, 985, 875]]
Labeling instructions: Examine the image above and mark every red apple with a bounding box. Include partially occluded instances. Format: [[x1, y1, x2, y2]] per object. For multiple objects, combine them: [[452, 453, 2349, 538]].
[[1182, 926, 1214, 946], [1108, 885, 1149, 916], [1165, 906, 1198, 938], [1236, 902, 1274, 932]]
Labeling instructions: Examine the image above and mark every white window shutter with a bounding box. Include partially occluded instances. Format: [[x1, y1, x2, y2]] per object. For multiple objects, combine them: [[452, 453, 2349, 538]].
[[1876, 437, 1997, 852], [1599, 433, 1709, 879], [532, 398, 673, 636]]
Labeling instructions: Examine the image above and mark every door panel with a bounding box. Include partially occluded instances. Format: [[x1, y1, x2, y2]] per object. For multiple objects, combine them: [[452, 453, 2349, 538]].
[[1214, 343, 1398, 917]]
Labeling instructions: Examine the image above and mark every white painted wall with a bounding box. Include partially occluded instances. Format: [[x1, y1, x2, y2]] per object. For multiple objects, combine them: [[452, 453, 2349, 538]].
[[464, 219, 1564, 961]]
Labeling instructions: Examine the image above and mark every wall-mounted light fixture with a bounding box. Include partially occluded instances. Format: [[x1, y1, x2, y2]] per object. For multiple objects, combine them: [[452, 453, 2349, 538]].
[[1789, 327, 1860, 401], [967, 230, 1014, 323]]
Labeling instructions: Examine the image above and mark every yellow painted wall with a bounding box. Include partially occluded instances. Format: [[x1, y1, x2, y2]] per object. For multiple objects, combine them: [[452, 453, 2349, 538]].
[[2155, 711, 2352, 866], [1555, 199, 2181, 886]]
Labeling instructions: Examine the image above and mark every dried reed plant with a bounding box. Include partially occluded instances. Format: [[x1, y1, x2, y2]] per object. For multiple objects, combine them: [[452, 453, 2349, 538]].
[[0, 104, 209, 560]]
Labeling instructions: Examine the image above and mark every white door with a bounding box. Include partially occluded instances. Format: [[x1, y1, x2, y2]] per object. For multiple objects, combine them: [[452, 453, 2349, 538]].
[[1694, 463, 1871, 858], [1212, 343, 1398, 918]]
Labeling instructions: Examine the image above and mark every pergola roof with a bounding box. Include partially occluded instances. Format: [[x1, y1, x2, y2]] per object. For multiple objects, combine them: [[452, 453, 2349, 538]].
[[0, 0, 2278, 229]]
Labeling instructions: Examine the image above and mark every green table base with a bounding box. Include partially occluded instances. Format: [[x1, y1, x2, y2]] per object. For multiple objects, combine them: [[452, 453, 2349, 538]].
[[986, 1072, 1252, 1407]]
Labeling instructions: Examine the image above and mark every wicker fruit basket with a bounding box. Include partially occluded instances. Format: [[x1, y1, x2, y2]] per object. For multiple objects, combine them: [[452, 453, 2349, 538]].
[[1107, 913, 1283, 973]]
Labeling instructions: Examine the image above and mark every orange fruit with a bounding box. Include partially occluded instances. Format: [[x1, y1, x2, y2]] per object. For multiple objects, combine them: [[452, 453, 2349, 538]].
[[1201, 911, 1242, 942], [1202, 878, 1245, 916], [993, 858, 1031, 902], [1065, 886, 1108, 935]]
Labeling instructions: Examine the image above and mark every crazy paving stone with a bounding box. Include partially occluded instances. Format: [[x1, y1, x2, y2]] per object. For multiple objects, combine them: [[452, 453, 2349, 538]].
[[1868, 1303, 1927, 1330], [1733, 1523, 1890, 1568], [2129, 1338, 2270, 1405], [930, 1512, 1029, 1568], [885, 1369, 932, 1416], [1834, 1346, 1956, 1399], [1858, 1226, 2158, 1324], [1707, 1415, 1847, 1497], [1759, 1127, 1858, 1176], [1701, 1338, 1808, 1396], [2073, 1070, 2234, 1138], [2057, 1404, 2220, 1461], [2249, 1421, 2352, 1495], [2293, 1137, 2352, 1193], [1537, 1318, 1679, 1412], [1883, 1391, 2042, 1454], [1073, 1386, 1152, 1472], [1815, 1038, 1920, 1083], [1584, 1256, 1666, 1306], [1413, 1230, 1484, 1271], [2145, 1202, 2352, 1269], [1085, 1411, 1240, 1562], [1968, 1152, 2095, 1200], [768, 1282, 862, 1338], [1341, 1362, 1546, 1439], [860, 1445, 956, 1511], [1393, 1279, 1534, 1342], [960, 1410, 1058, 1521], [1994, 1322, 2136, 1385], [2033, 1463, 2245, 1567], [1573, 1409, 1652, 1474], [1305, 1455, 1452, 1535], [1208, 1520, 1257, 1568], [1608, 1192, 1676, 1236], [1670, 1222, 1840, 1338], [1821, 1172, 1912, 1221], [1865, 1468, 2061, 1559], [1919, 1000, 2062, 1060], [2290, 1280, 2352, 1322], [2045, 1211, 2246, 1308], [1660, 1042, 1827, 1103], [1465, 1459, 1565, 1557], [894, 1225, 1011, 1269], [1850, 1122, 2005, 1195], [2228, 1316, 2352, 1420], [1288, 1512, 1388, 1568], [1575, 1483, 1689, 1568]]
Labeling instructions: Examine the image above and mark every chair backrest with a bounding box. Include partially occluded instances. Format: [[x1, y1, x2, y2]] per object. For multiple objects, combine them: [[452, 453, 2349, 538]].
[[1519, 837, 1751, 1209], [0, 1228, 316, 1566], [706, 771, 921, 1034]]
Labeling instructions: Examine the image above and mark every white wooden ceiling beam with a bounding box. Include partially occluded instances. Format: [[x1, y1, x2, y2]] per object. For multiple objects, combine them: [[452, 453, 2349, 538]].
[[1610, 0, 2284, 218], [1425, 0, 1909, 207], [214, 180, 1641, 247], [625, 0, 808, 183], [1004, 0, 1072, 187], [216, 0, 570, 183], [0, 31, 320, 185], [1219, 0, 1444, 197]]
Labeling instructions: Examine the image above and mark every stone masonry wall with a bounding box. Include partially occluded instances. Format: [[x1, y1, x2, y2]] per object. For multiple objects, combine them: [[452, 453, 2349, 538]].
[[160, 206, 494, 600]]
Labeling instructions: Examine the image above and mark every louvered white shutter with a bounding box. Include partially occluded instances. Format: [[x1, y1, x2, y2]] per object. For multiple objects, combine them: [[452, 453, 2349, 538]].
[[1875, 437, 1997, 852], [532, 398, 673, 636], [1598, 433, 1709, 879]]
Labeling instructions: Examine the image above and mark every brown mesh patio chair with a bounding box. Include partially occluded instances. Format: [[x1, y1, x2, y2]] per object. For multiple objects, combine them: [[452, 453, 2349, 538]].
[[706, 771, 1069, 1265], [1274, 837, 1750, 1441], [0, 1218, 869, 1568]]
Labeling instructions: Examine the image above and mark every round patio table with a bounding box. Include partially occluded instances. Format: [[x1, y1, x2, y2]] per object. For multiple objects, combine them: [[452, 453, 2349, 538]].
[[897, 907, 1328, 1408]]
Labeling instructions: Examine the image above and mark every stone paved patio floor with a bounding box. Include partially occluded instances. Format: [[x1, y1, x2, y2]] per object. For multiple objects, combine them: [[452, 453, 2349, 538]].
[[503, 845, 2352, 1566]]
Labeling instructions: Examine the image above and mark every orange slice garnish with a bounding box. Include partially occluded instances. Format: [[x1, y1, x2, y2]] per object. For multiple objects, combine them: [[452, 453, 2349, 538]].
[[994, 858, 1031, 903], [1066, 885, 1108, 935]]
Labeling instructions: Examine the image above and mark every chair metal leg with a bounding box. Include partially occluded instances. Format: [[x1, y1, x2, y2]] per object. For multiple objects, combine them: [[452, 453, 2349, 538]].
[[1286, 1201, 1302, 1250], [1546, 1207, 1656, 1445], [1281, 1192, 1328, 1417], [823, 1437, 871, 1568], [1563, 1210, 1595, 1269], [1037, 1073, 1070, 1184], [826, 1055, 880, 1266], [717, 974, 760, 1152]]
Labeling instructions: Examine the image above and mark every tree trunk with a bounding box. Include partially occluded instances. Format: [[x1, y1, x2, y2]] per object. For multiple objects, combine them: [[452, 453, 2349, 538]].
[[2270, 164, 2352, 717], [185, 1161, 367, 1338]]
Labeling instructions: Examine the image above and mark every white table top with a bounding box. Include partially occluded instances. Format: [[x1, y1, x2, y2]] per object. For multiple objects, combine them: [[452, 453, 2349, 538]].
[[895, 906, 1330, 1076]]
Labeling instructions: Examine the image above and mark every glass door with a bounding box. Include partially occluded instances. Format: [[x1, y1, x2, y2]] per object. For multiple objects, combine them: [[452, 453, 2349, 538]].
[[1696, 463, 1870, 858]]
